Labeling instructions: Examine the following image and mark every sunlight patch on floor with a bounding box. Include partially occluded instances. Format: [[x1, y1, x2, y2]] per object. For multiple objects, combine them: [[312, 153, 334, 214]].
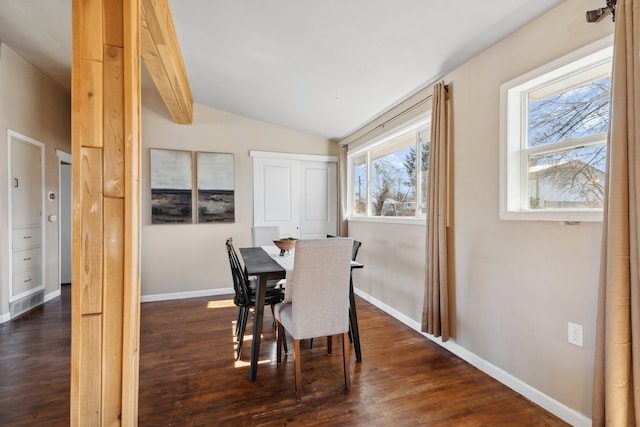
[[234, 358, 273, 368], [207, 299, 235, 309]]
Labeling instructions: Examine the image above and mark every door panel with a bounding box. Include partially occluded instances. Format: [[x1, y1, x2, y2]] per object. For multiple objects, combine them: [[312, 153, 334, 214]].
[[263, 165, 294, 222], [11, 140, 42, 227], [300, 162, 336, 239], [253, 157, 301, 238]]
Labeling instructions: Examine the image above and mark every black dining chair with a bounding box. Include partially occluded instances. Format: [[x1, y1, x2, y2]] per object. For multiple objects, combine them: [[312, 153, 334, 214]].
[[225, 238, 286, 360]]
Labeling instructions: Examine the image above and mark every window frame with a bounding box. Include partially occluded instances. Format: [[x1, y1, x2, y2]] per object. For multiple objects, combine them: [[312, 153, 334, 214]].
[[499, 36, 613, 222], [347, 116, 430, 224]]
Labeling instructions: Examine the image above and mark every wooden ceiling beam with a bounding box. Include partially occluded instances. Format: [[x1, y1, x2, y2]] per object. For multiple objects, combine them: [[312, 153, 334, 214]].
[[140, 0, 193, 124]]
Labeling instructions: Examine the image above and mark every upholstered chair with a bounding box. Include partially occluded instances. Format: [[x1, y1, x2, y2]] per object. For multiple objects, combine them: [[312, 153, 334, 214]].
[[274, 238, 353, 402]]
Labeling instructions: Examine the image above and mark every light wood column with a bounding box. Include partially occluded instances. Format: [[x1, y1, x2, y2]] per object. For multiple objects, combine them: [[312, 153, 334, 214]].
[[71, 1, 141, 426]]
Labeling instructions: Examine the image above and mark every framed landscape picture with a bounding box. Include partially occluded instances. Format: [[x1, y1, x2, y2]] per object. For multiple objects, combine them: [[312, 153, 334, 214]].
[[150, 149, 193, 224], [197, 152, 235, 223]]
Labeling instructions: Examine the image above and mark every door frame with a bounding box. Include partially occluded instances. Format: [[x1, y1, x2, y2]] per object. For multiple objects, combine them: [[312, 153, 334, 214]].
[[56, 150, 72, 289]]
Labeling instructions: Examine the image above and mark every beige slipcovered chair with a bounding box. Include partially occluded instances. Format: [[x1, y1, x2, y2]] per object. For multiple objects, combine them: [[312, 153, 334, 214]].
[[274, 238, 353, 402]]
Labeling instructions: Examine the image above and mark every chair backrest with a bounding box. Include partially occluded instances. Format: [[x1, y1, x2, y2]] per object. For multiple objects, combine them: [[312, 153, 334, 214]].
[[252, 226, 280, 246], [225, 238, 251, 307], [327, 234, 361, 262], [289, 238, 353, 339], [351, 240, 362, 262]]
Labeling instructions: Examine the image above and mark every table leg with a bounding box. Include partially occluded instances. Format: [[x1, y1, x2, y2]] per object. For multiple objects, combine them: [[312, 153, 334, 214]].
[[349, 274, 362, 362], [249, 274, 267, 381]]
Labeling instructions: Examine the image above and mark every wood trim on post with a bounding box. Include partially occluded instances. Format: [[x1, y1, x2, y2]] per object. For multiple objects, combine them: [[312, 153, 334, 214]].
[[71, 0, 141, 425], [140, 0, 193, 124]]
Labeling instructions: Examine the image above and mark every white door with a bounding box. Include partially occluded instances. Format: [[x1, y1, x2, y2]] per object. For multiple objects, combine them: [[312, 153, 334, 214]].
[[9, 131, 45, 302], [300, 161, 336, 239], [252, 152, 337, 239]]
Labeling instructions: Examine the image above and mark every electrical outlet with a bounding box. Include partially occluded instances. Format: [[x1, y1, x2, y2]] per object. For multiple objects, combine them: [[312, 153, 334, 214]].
[[568, 322, 583, 347]]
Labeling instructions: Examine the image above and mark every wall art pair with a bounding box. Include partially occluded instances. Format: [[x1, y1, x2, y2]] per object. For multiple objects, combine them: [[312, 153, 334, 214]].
[[150, 149, 234, 224]]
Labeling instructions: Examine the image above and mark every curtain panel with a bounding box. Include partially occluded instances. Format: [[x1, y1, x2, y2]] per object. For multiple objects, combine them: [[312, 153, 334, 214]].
[[337, 145, 349, 237], [593, 0, 640, 424], [422, 81, 451, 341]]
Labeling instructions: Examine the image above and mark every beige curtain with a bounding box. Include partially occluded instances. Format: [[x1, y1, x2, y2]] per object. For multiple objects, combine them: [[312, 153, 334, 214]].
[[422, 81, 450, 341], [593, 0, 640, 424], [337, 144, 349, 237]]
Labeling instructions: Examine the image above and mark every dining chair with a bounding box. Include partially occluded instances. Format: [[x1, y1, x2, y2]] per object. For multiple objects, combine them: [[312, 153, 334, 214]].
[[274, 238, 353, 402], [252, 226, 280, 247], [225, 238, 285, 360], [309, 236, 362, 350]]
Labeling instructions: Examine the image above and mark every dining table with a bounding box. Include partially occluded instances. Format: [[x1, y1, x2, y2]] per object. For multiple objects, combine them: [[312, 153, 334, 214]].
[[239, 245, 363, 382]]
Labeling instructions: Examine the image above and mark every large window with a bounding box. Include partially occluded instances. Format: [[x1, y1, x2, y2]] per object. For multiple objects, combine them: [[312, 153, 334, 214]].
[[348, 118, 429, 220], [500, 38, 612, 221]]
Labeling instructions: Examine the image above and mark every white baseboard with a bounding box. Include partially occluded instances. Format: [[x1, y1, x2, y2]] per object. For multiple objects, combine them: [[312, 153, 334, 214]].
[[353, 288, 592, 427], [141, 287, 233, 303], [45, 289, 61, 303], [0, 312, 10, 324]]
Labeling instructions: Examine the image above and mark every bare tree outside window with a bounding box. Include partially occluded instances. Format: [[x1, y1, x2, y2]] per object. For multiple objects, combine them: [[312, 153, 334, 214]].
[[349, 122, 429, 218], [371, 151, 414, 216], [526, 75, 610, 209]]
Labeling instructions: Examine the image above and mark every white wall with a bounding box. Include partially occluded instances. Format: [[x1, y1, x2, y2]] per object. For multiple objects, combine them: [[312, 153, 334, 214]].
[[140, 89, 336, 299], [343, 0, 612, 422], [0, 44, 71, 319]]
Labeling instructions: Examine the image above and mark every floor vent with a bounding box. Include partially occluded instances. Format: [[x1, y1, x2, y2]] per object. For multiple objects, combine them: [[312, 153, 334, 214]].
[[10, 291, 45, 319]]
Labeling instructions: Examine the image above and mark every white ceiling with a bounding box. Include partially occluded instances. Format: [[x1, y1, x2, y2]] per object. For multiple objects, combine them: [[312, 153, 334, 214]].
[[0, 0, 564, 140]]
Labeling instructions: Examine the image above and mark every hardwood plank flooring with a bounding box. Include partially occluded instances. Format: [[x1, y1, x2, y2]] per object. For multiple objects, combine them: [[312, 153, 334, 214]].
[[0, 285, 569, 426]]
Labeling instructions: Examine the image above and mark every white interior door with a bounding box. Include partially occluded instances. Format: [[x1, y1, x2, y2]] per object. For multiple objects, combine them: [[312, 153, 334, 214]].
[[252, 152, 337, 239], [253, 157, 301, 238], [300, 161, 336, 239], [9, 131, 45, 302]]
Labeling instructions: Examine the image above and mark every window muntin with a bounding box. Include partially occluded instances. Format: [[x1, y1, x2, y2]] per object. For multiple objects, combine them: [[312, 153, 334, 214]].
[[348, 118, 429, 219], [500, 39, 612, 221]]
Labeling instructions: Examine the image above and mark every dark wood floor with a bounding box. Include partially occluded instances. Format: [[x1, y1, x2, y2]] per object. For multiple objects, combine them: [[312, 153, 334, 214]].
[[0, 285, 568, 426]]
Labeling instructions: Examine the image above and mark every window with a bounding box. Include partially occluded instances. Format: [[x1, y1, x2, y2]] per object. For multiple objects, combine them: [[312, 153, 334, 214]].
[[500, 38, 612, 221], [348, 118, 429, 220]]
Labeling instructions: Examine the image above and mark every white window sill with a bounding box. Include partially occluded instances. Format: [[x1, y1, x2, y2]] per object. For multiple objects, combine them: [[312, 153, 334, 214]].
[[499, 209, 603, 222], [347, 216, 426, 226]]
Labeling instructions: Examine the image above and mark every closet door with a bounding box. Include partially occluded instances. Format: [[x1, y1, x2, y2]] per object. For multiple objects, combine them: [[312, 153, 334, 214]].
[[9, 131, 45, 302], [252, 152, 337, 239], [300, 161, 336, 239], [253, 156, 301, 238]]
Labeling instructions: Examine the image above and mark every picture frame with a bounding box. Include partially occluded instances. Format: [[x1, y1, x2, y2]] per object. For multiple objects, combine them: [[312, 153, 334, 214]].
[[197, 152, 235, 223], [150, 149, 193, 224]]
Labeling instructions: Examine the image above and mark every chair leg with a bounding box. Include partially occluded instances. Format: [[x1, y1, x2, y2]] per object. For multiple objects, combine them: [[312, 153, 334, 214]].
[[236, 307, 249, 361], [276, 321, 284, 364], [308, 338, 313, 350], [294, 339, 302, 403], [270, 304, 277, 332], [342, 332, 351, 390], [327, 335, 332, 354], [235, 307, 243, 337]]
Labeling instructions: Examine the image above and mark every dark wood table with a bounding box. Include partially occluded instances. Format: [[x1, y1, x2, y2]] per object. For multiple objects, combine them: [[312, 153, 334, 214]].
[[240, 246, 363, 382], [239, 247, 286, 382]]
